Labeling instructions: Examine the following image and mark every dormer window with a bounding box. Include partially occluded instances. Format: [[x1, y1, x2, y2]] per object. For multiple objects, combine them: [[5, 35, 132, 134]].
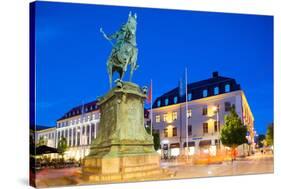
[[188, 93, 192, 101], [214, 87, 219, 95], [225, 84, 230, 92], [173, 96, 178, 104], [203, 89, 208, 97], [165, 98, 169, 106], [157, 100, 161, 107]]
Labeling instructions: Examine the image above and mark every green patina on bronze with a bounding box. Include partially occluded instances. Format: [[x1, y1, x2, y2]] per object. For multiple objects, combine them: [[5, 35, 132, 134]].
[[88, 82, 155, 158], [100, 12, 139, 88]]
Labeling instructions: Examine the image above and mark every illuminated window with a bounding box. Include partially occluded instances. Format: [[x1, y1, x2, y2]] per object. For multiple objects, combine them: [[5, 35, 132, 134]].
[[203, 89, 208, 97], [214, 87, 219, 95], [173, 96, 178, 104], [157, 100, 161, 107], [225, 84, 230, 92], [172, 112, 177, 120], [163, 114, 168, 122], [165, 98, 169, 106], [77, 127, 80, 146], [188, 93, 192, 101], [203, 123, 208, 134], [155, 115, 160, 123], [73, 128, 76, 146], [172, 127, 177, 136], [202, 107, 208, 116]]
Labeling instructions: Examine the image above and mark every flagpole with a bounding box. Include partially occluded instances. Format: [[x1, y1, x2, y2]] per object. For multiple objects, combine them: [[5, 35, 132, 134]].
[[185, 67, 188, 157], [150, 79, 153, 136]]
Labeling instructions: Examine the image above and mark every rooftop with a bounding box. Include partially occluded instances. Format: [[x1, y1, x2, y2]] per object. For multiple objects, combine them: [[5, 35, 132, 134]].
[[153, 71, 241, 108]]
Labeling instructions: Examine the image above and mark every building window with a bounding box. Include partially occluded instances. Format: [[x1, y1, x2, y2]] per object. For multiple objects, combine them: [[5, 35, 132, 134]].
[[164, 128, 168, 137], [188, 125, 192, 136], [225, 84, 230, 92], [156, 115, 160, 123], [157, 100, 161, 107], [187, 109, 192, 118], [203, 89, 208, 97], [173, 127, 177, 136], [202, 107, 208, 116], [165, 98, 169, 106], [69, 129, 72, 147], [173, 96, 178, 104], [214, 121, 220, 132], [87, 125, 90, 144], [188, 93, 192, 101], [77, 127, 80, 146], [73, 128, 76, 146], [214, 87, 219, 95], [225, 102, 231, 112], [203, 123, 208, 134], [172, 112, 177, 120], [163, 114, 168, 122]]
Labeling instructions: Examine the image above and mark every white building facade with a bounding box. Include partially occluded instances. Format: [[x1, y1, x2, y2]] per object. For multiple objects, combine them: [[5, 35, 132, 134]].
[[152, 72, 254, 158], [35, 101, 150, 161]]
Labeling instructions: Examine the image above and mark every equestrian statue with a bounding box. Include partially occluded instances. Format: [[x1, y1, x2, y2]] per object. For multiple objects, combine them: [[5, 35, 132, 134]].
[[100, 12, 139, 88]]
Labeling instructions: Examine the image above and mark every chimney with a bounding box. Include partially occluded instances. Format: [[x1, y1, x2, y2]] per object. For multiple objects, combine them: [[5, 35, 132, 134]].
[[212, 71, 219, 78]]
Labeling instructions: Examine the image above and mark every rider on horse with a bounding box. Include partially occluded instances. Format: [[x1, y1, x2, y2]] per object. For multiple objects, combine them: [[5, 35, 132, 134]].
[[100, 12, 139, 88]]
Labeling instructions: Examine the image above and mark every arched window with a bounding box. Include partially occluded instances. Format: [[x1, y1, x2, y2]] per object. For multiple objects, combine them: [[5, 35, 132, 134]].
[[165, 98, 169, 106], [203, 89, 208, 97], [214, 87, 219, 95], [157, 100, 161, 107], [225, 84, 230, 92], [173, 96, 178, 104]]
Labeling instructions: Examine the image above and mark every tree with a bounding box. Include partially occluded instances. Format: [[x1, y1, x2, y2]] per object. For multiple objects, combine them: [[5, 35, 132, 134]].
[[266, 123, 274, 146], [220, 106, 248, 160], [145, 125, 161, 151], [57, 137, 68, 160], [37, 136, 47, 147]]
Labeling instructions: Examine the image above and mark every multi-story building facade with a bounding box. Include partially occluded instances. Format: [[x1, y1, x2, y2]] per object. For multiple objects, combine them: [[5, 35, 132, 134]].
[[152, 72, 254, 158], [36, 101, 151, 160], [55, 100, 100, 160], [34, 125, 56, 148]]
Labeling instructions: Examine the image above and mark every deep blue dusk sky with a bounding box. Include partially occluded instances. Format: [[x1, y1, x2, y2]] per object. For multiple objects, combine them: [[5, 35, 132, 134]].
[[34, 1, 273, 134]]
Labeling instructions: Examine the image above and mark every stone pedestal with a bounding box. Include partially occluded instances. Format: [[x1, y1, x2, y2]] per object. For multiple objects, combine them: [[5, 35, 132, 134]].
[[83, 82, 165, 182]]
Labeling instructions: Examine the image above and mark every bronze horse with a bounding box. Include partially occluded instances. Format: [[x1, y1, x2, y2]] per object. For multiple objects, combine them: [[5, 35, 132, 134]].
[[100, 12, 139, 88]]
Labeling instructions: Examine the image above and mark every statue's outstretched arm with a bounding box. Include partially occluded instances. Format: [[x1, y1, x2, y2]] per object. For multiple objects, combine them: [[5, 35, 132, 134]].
[[100, 27, 118, 41]]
